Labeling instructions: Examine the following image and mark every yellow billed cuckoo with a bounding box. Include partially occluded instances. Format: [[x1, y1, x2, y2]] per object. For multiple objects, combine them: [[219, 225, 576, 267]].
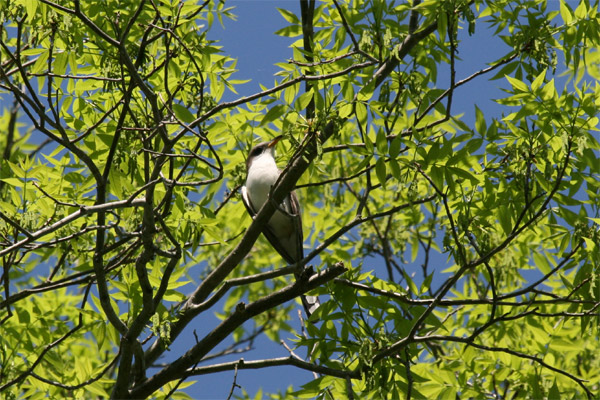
[[241, 136, 320, 317]]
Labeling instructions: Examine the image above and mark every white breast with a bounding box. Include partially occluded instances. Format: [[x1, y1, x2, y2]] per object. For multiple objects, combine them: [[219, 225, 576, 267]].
[[245, 153, 295, 239], [245, 153, 280, 210]]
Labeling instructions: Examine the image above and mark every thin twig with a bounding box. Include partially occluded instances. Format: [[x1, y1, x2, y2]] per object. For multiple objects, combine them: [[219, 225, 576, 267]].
[[225, 362, 241, 400]]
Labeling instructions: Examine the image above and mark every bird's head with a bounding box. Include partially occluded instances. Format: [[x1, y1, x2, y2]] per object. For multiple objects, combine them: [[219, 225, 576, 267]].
[[246, 135, 282, 170]]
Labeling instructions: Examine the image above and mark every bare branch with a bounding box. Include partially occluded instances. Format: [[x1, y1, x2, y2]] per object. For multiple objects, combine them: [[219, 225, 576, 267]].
[[188, 356, 360, 380]]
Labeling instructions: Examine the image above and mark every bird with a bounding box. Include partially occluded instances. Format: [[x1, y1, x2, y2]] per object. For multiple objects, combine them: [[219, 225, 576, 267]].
[[241, 135, 320, 318]]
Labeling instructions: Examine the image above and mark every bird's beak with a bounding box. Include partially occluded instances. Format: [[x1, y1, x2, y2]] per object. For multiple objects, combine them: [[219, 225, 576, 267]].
[[268, 135, 283, 148]]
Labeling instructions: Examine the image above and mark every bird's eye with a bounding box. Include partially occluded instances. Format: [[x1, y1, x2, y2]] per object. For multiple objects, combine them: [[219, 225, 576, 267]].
[[250, 146, 264, 157]]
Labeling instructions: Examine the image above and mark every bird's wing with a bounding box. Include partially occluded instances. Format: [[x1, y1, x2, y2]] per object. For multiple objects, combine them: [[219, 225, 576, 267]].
[[288, 190, 304, 261], [241, 185, 299, 265], [240, 185, 256, 217], [242, 185, 319, 317]]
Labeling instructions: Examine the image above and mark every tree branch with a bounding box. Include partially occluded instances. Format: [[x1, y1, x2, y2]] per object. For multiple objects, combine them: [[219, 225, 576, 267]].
[[131, 262, 346, 398], [187, 356, 360, 380]]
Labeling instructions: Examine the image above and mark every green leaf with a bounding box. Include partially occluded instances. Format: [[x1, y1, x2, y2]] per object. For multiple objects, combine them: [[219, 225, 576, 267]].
[[277, 8, 300, 24], [437, 11, 448, 42], [574, 1, 587, 19], [402, 269, 419, 295], [172, 103, 195, 123], [531, 68, 546, 91], [355, 102, 368, 126], [497, 205, 512, 235], [505, 75, 529, 92], [0, 178, 23, 187], [30, 50, 49, 74], [339, 102, 353, 118], [261, 104, 285, 125], [541, 78, 556, 101], [532, 251, 551, 274], [53, 51, 69, 76], [389, 159, 401, 180], [295, 91, 314, 111], [389, 135, 402, 158], [283, 84, 297, 106], [23, 0, 39, 21], [474, 105, 486, 136], [375, 158, 387, 188], [363, 130, 374, 154], [548, 379, 560, 400], [491, 61, 518, 80], [439, 386, 457, 400], [420, 273, 433, 294], [429, 165, 444, 190], [203, 225, 226, 245], [275, 25, 302, 37], [583, 237, 596, 253], [560, 1, 573, 24], [375, 128, 387, 155], [551, 338, 583, 352]]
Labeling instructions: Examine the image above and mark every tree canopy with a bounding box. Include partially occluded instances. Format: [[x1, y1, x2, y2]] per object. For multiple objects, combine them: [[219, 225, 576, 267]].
[[1, 0, 599, 398]]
